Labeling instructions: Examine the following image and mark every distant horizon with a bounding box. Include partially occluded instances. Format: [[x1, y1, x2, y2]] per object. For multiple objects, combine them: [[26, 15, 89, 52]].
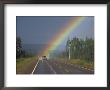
[[20, 36, 94, 45]]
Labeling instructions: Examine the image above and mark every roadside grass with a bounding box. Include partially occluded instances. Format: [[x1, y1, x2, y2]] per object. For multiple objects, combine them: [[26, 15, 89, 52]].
[[54, 58, 94, 70], [16, 56, 38, 74], [67, 59, 94, 70]]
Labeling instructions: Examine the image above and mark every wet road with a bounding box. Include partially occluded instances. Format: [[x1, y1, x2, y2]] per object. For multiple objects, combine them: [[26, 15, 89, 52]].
[[33, 60, 56, 74], [33, 60, 94, 74]]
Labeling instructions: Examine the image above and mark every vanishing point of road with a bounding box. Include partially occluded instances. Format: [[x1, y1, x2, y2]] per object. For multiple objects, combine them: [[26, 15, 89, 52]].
[[32, 60, 94, 74]]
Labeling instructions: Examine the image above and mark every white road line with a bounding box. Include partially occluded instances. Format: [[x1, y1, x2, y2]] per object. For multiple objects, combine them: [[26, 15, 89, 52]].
[[31, 60, 39, 74], [45, 61, 57, 74]]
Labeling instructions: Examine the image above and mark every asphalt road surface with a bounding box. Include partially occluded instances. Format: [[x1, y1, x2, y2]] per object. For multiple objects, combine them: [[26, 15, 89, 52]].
[[33, 60, 94, 74]]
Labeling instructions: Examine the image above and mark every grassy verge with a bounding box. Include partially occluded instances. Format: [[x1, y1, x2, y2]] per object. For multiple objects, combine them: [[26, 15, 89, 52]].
[[67, 59, 94, 70], [16, 56, 38, 74], [55, 58, 94, 70]]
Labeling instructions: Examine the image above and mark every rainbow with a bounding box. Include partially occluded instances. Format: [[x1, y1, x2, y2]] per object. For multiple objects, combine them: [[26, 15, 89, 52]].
[[40, 16, 86, 57]]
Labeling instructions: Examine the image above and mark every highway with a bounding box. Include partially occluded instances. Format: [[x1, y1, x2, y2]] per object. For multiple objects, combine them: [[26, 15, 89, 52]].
[[32, 60, 94, 74]]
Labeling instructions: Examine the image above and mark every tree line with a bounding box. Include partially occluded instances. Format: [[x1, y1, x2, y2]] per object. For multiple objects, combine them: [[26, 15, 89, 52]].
[[16, 37, 25, 59], [16, 37, 34, 59], [66, 37, 94, 61]]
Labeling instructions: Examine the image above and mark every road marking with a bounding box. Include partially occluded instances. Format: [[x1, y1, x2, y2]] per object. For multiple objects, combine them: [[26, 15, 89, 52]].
[[31, 60, 39, 74], [45, 61, 57, 74], [88, 69, 91, 71]]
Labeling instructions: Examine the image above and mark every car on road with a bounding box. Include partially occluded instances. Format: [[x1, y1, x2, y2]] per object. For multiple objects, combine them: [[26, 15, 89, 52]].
[[42, 56, 47, 60]]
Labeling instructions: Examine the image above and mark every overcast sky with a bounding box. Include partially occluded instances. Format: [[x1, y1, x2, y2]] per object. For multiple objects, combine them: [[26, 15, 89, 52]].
[[16, 16, 94, 50]]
